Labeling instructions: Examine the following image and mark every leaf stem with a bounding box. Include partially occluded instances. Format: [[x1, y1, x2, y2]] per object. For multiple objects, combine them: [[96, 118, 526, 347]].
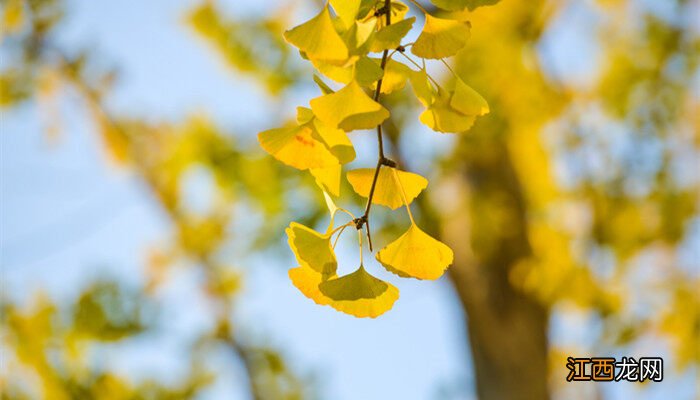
[[392, 168, 415, 224]]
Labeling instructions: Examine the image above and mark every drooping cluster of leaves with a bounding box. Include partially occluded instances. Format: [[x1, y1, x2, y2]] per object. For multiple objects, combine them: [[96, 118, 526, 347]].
[[258, 0, 491, 318]]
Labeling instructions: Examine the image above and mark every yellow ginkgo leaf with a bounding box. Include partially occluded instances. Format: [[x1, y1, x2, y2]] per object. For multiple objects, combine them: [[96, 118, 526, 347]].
[[408, 69, 436, 107], [420, 104, 476, 133], [289, 266, 334, 306], [411, 15, 471, 59], [310, 80, 390, 131], [372, 59, 410, 94], [295, 107, 355, 164], [347, 167, 428, 209], [374, 1, 409, 29], [354, 56, 384, 86], [419, 88, 476, 133], [330, 0, 361, 28], [318, 266, 400, 318], [288, 265, 398, 318], [296, 106, 315, 125], [284, 6, 349, 63], [343, 19, 377, 55], [451, 78, 489, 116], [310, 164, 342, 197], [370, 17, 415, 52], [313, 56, 383, 86], [313, 119, 356, 163], [376, 223, 454, 280], [258, 125, 339, 170], [286, 222, 337, 277]]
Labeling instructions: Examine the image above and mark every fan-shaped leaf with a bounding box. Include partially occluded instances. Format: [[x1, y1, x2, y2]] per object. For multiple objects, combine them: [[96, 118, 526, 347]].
[[411, 15, 470, 59], [310, 81, 390, 131], [408, 69, 437, 107], [289, 265, 399, 318], [330, 0, 362, 28], [419, 95, 476, 133], [451, 78, 489, 116], [289, 266, 334, 306], [344, 19, 377, 55], [370, 17, 415, 52], [347, 167, 428, 209], [372, 59, 410, 94], [319, 266, 399, 317], [284, 6, 349, 63], [376, 223, 454, 280], [310, 165, 342, 197], [286, 222, 337, 277], [258, 125, 339, 169]]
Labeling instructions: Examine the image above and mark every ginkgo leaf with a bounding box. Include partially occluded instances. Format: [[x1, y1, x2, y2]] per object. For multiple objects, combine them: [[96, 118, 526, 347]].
[[286, 222, 337, 277], [347, 167, 428, 209], [288, 265, 399, 318], [376, 223, 454, 280], [419, 85, 486, 133], [374, 1, 409, 29], [295, 107, 355, 163], [318, 266, 399, 318], [355, 56, 385, 86], [420, 101, 476, 133], [330, 0, 362, 28], [289, 265, 334, 306], [370, 17, 415, 52], [296, 106, 315, 125], [343, 19, 377, 55], [258, 125, 339, 169], [408, 69, 436, 107], [411, 15, 471, 59], [313, 59, 353, 84], [310, 80, 390, 131], [313, 56, 383, 86], [372, 59, 410, 94], [312, 118, 356, 163], [451, 78, 489, 116], [430, 0, 500, 11], [311, 164, 342, 197], [284, 6, 349, 63]]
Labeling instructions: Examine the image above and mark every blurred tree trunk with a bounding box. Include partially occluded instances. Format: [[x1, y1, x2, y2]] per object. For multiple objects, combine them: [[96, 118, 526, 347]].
[[442, 135, 550, 400]]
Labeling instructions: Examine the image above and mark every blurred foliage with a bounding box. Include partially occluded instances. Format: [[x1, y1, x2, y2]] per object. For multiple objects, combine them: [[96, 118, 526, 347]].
[[1, 0, 698, 398]]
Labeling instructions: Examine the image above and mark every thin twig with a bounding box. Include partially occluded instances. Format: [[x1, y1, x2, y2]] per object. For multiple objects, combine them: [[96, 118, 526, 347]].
[[357, 0, 393, 252]]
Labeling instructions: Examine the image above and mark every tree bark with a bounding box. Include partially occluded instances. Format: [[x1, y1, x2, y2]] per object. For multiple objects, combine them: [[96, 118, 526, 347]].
[[442, 136, 550, 400]]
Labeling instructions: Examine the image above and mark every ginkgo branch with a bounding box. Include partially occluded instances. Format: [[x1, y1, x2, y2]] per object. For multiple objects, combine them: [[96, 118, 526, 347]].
[[356, 0, 394, 252]]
